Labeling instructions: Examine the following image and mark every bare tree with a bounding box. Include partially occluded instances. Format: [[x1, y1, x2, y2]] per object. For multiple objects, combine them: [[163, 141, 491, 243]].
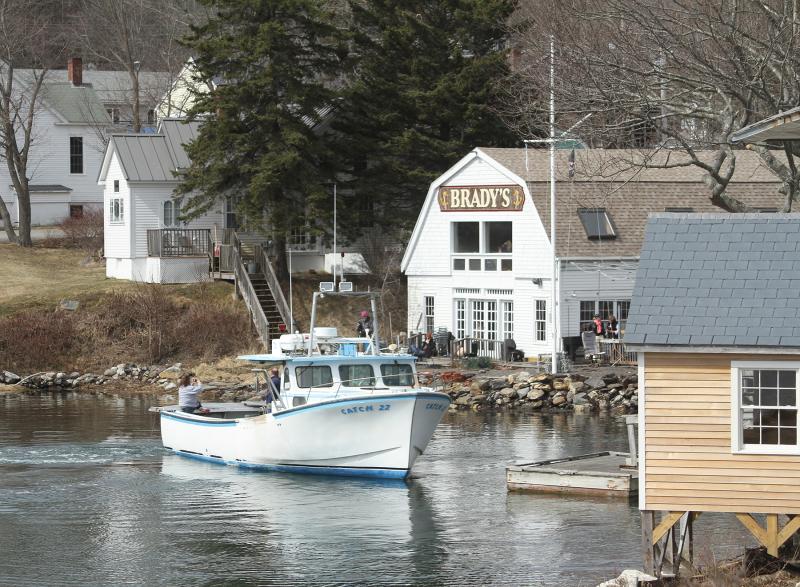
[[75, 0, 197, 132], [503, 0, 800, 212], [0, 1, 65, 246]]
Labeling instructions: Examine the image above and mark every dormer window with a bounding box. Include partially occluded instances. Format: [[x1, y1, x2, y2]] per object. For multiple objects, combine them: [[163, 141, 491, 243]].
[[578, 208, 616, 240]]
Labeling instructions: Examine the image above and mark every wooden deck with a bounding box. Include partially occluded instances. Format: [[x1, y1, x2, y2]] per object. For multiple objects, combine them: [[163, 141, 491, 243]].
[[506, 451, 638, 497]]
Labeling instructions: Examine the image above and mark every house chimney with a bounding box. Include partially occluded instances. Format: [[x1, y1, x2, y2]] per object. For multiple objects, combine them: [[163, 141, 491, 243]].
[[67, 57, 82, 87]]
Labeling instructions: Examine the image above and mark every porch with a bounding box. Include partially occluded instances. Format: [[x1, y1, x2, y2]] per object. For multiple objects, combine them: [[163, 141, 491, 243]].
[[146, 229, 211, 258]]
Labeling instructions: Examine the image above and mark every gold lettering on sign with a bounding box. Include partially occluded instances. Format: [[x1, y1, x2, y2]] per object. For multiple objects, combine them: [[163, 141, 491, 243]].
[[438, 185, 524, 212]]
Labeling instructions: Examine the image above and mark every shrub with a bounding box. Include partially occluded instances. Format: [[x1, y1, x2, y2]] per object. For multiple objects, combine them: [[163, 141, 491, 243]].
[[0, 309, 78, 372], [58, 209, 103, 256]]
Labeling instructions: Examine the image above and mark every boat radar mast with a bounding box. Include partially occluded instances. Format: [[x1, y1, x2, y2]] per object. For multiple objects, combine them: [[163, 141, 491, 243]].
[[307, 290, 381, 357]]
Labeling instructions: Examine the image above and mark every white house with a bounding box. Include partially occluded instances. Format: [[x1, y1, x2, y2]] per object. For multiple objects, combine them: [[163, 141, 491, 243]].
[[1, 58, 174, 228], [98, 118, 227, 283], [402, 147, 784, 359]]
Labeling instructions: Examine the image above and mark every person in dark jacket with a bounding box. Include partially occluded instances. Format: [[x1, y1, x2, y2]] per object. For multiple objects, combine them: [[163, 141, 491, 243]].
[[265, 367, 280, 403], [356, 310, 373, 337]]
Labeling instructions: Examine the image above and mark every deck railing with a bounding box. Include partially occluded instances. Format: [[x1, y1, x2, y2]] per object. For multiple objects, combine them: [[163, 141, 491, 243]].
[[450, 337, 506, 362], [147, 229, 211, 257], [232, 243, 271, 348], [253, 243, 292, 331]]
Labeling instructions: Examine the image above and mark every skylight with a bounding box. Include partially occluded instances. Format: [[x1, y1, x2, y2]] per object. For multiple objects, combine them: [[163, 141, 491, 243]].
[[578, 208, 617, 240], [665, 207, 694, 212]]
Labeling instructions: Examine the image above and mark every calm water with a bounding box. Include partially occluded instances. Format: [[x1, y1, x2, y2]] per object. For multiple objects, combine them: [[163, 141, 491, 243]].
[[0, 393, 753, 586]]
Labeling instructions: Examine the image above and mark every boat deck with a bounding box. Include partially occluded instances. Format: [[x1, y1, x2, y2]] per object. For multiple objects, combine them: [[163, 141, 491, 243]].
[[506, 451, 638, 497], [150, 402, 266, 419]]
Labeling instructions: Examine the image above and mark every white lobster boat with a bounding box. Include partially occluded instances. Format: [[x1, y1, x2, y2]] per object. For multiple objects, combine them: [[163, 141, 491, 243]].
[[151, 291, 450, 479]]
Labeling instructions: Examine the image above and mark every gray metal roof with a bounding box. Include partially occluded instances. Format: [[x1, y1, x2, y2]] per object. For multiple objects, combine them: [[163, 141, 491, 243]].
[[111, 135, 176, 181], [159, 118, 199, 170], [110, 120, 198, 181], [29, 184, 71, 192], [41, 82, 110, 124], [625, 213, 800, 349]]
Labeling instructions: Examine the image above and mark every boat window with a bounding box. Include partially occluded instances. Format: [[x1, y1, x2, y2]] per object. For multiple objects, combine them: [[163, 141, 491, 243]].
[[296, 366, 333, 388], [339, 364, 375, 387], [380, 364, 415, 386], [283, 367, 291, 391]]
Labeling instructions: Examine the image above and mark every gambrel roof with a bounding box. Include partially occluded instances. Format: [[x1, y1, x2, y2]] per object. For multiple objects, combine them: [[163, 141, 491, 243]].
[[625, 213, 800, 351]]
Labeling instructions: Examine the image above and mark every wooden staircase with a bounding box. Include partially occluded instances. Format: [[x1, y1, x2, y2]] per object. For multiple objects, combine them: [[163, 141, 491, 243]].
[[230, 232, 293, 349]]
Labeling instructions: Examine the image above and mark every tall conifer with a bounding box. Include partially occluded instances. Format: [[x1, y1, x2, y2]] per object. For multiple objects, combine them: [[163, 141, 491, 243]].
[[177, 0, 345, 275], [333, 0, 518, 235]]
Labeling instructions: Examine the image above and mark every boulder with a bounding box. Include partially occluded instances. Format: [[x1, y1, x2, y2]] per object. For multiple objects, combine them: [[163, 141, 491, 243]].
[[513, 371, 531, 383], [529, 400, 544, 409], [596, 569, 657, 587], [532, 382, 552, 392], [527, 388, 546, 401], [586, 375, 606, 389], [164, 382, 177, 391], [159, 365, 182, 380], [500, 387, 518, 398], [491, 379, 507, 390], [573, 392, 589, 405], [530, 373, 551, 383], [601, 373, 619, 385], [516, 388, 530, 400], [569, 380, 587, 394], [69, 372, 80, 379], [455, 395, 471, 406], [552, 394, 567, 406], [469, 394, 487, 404], [3, 371, 20, 384], [552, 379, 569, 391], [104, 367, 117, 376]]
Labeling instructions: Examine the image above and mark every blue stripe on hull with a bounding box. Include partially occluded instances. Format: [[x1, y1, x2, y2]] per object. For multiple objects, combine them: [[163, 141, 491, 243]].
[[171, 449, 409, 479]]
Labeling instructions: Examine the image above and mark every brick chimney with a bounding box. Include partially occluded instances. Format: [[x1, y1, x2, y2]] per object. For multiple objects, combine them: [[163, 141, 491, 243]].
[[67, 57, 82, 87]]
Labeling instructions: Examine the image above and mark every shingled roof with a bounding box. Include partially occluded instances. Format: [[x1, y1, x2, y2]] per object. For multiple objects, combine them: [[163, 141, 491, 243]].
[[624, 213, 800, 351], [477, 148, 784, 258]]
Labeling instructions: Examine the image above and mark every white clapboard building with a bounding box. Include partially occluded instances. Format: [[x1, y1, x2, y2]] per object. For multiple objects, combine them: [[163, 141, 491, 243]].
[[402, 147, 783, 358], [98, 118, 228, 283]]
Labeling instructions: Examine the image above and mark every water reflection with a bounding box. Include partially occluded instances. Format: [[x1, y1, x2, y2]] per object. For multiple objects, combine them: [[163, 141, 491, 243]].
[[0, 394, 756, 586]]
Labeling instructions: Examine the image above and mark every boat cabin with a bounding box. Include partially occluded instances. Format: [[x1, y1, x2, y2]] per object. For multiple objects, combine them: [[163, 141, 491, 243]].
[[625, 213, 800, 577]]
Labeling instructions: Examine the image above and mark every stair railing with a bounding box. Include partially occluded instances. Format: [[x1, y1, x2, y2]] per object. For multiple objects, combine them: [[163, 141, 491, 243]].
[[232, 242, 271, 349], [253, 243, 292, 331]]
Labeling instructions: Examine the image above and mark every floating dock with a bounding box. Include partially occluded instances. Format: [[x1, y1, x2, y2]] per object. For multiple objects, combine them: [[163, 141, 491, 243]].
[[506, 451, 638, 497]]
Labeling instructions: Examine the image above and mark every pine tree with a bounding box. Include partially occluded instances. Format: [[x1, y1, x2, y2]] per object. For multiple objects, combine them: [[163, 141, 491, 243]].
[[333, 0, 519, 238], [176, 0, 345, 276]]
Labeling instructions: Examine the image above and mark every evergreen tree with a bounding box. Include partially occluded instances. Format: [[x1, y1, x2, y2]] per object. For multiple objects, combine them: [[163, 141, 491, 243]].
[[333, 0, 519, 238], [176, 0, 345, 276]]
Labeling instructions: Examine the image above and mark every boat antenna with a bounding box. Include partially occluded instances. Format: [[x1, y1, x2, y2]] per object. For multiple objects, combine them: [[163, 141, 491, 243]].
[[307, 291, 319, 356], [370, 293, 379, 356]]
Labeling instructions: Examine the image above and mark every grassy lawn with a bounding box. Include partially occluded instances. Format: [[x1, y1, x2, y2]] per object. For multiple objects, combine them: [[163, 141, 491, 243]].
[[0, 243, 234, 317]]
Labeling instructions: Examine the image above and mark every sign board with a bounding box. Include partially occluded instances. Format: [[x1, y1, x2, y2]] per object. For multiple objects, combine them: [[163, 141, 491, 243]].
[[438, 185, 525, 212]]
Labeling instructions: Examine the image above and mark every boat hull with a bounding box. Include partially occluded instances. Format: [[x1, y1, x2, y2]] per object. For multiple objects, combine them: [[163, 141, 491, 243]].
[[159, 392, 450, 478]]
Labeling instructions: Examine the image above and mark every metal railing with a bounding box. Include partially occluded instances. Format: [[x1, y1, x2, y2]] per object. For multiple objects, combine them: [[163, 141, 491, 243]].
[[232, 243, 271, 348], [147, 229, 211, 257], [253, 243, 292, 331]]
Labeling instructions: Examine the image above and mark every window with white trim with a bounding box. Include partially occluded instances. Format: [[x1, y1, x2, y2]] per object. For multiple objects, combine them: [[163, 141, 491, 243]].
[[733, 362, 799, 453], [163, 199, 182, 227], [486, 301, 497, 342], [69, 137, 83, 174], [502, 301, 513, 341], [455, 299, 466, 338], [535, 299, 547, 342], [109, 197, 124, 224], [424, 296, 435, 333]]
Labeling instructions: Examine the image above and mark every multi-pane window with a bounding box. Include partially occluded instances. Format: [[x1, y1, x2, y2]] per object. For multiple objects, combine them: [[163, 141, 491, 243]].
[[338, 365, 375, 387], [471, 300, 486, 339], [69, 137, 83, 174], [424, 296, 435, 333], [579, 301, 595, 332], [452, 221, 513, 271], [598, 300, 615, 320], [486, 301, 497, 342], [502, 301, 514, 341], [535, 299, 547, 342], [296, 366, 333, 388], [455, 299, 466, 338], [739, 368, 797, 448], [106, 108, 120, 124], [109, 197, 124, 224], [163, 199, 182, 227]]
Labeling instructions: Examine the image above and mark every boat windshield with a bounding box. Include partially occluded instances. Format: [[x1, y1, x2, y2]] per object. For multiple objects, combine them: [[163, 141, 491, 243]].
[[338, 364, 376, 387], [380, 363, 415, 386]]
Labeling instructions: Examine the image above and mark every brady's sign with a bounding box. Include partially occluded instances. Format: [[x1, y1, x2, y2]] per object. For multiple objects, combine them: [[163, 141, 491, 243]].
[[438, 185, 524, 212]]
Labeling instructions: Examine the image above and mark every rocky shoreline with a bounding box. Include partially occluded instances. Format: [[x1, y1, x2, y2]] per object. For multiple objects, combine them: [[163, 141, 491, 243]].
[[2, 364, 638, 413], [0, 363, 257, 402], [424, 369, 639, 413]]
